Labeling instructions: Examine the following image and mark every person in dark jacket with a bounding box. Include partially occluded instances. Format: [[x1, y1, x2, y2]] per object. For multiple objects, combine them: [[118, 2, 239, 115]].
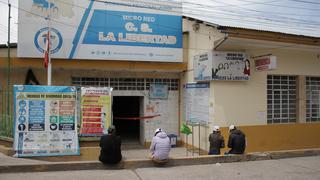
[[208, 126, 225, 155], [99, 125, 122, 164], [226, 125, 246, 154]]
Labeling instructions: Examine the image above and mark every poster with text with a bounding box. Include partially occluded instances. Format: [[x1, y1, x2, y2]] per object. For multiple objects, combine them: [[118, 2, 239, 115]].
[[13, 85, 79, 157], [212, 51, 250, 81], [80, 87, 112, 136], [193, 52, 212, 81], [184, 83, 210, 125], [18, 0, 182, 62]]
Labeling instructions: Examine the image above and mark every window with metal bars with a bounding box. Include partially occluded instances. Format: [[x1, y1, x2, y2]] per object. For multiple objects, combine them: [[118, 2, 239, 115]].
[[306, 77, 320, 122], [267, 75, 297, 124], [71, 77, 179, 91]]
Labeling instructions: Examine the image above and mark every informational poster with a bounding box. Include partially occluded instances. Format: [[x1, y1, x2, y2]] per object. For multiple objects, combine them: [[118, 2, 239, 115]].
[[193, 52, 212, 81], [13, 85, 79, 157], [212, 51, 250, 81], [184, 83, 210, 125], [149, 84, 168, 99], [18, 0, 182, 62], [79, 87, 112, 136]]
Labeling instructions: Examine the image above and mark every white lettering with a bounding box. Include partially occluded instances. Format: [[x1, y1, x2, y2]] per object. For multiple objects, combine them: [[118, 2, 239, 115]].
[[125, 22, 138, 32], [140, 23, 152, 33], [118, 33, 177, 44], [99, 32, 116, 41]]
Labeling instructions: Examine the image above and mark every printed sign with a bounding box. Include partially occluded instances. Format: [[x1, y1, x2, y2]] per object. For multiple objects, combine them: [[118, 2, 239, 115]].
[[193, 52, 212, 81], [184, 83, 210, 125], [13, 85, 79, 157], [79, 87, 112, 136], [149, 84, 168, 99], [17, 0, 182, 62], [255, 56, 277, 71], [212, 51, 250, 81]]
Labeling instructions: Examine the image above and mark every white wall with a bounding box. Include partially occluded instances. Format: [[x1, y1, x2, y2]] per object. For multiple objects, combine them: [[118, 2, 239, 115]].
[[143, 91, 179, 141]]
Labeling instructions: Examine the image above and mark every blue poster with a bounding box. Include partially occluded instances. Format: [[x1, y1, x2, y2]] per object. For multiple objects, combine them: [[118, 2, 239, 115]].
[[13, 85, 80, 157]]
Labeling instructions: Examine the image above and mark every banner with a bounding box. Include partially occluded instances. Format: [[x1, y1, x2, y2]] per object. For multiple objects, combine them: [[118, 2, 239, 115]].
[[13, 85, 79, 157], [18, 0, 182, 62], [254, 56, 277, 71], [184, 83, 210, 125], [79, 87, 112, 136], [212, 51, 250, 81], [193, 52, 212, 81]]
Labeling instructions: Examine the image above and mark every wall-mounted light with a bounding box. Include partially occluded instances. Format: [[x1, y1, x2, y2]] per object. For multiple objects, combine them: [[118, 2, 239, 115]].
[[192, 23, 200, 32]]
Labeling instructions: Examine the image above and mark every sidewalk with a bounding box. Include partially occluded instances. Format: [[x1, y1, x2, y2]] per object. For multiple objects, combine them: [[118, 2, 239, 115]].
[[1, 147, 320, 173], [0, 146, 199, 165]]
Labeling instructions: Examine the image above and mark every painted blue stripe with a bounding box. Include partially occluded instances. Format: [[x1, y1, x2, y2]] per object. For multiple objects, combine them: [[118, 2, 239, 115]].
[[68, 0, 94, 59]]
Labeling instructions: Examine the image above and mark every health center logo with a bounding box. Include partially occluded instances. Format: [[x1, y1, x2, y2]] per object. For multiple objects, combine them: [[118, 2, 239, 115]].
[[34, 27, 63, 54]]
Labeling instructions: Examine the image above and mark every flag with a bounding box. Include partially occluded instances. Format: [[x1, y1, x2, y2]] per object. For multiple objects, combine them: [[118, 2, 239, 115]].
[[44, 31, 50, 69], [180, 123, 192, 135]]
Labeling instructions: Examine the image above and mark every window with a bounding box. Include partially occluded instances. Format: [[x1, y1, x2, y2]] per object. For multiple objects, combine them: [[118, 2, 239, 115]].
[[306, 77, 320, 122], [267, 75, 297, 124], [71, 77, 179, 91]]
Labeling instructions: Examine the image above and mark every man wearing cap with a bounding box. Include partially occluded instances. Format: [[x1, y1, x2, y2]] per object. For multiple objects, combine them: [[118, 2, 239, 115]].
[[99, 125, 122, 164], [226, 125, 246, 154], [208, 126, 225, 155], [150, 128, 171, 163]]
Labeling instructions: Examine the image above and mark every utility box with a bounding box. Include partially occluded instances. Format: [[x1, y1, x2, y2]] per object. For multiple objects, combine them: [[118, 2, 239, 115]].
[[168, 134, 177, 147]]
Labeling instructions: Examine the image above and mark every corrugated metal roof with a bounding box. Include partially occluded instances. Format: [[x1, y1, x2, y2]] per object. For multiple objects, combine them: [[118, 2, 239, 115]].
[[184, 14, 320, 38]]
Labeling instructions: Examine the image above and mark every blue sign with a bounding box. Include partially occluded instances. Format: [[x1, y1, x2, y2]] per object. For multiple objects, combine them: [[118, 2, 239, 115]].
[[149, 84, 168, 99], [83, 10, 182, 48]]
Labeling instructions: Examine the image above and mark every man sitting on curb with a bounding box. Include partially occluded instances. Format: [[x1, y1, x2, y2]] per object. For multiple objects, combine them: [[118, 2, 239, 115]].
[[150, 128, 171, 164], [99, 125, 122, 164], [225, 125, 246, 155], [209, 126, 225, 155]]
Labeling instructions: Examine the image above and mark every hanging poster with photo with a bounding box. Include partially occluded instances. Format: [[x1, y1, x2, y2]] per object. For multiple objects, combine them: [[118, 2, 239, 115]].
[[13, 85, 79, 157], [193, 52, 213, 81], [184, 83, 210, 125], [79, 87, 112, 136], [212, 51, 250, 81]]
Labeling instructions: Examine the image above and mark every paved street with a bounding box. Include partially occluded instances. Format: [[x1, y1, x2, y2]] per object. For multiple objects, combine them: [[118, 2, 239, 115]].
[[1, 156, 320, 180]]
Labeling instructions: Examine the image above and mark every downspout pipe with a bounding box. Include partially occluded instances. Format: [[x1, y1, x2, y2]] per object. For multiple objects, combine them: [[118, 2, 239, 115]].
[[214, 33, 228, 50]]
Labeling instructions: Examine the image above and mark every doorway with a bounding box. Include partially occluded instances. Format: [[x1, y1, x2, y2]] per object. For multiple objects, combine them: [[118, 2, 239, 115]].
[[112, 96, 141, 143]]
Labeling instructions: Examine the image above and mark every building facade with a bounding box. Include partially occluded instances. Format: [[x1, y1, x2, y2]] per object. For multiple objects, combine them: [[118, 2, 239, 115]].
[[181, 18, 320, 153], [1, 16, 320, 153]]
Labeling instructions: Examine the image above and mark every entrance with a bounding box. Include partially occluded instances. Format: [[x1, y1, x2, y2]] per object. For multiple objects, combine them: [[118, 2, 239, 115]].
[[112, 96, 141, 142]]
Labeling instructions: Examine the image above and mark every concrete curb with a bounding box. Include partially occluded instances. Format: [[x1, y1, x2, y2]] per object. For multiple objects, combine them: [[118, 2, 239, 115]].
[[0, 148, 319, 173]]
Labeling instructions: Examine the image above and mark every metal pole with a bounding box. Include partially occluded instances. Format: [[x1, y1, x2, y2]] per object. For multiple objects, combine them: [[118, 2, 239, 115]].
[[6, 0, 11, 137], [47, 0, 52, 85], [185, 134, 188, 156], [198, 123, 200, 155], [192, 125, 194, 156]]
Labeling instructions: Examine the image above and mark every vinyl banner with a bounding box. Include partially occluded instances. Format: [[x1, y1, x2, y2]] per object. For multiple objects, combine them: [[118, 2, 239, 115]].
[[212, 51, 250, 81], [193, 52, 213, 81], [184, 83, 210, 125], [79, 87, 112, 136], [13, 85, 79, 157], [18, 0, 182, 62]]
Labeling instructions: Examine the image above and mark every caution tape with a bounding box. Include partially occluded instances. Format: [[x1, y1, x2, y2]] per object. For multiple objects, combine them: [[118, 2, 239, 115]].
[[113, 114, 161, 120]]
